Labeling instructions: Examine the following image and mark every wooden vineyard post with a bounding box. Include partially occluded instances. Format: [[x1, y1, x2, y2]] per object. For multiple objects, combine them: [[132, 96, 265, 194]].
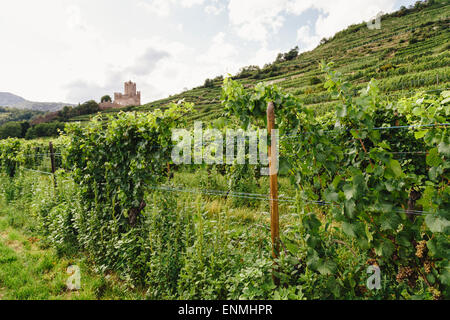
[[167, 162, 171, 179], [267, 101, 280, 285], [49, 141, 57, 188]]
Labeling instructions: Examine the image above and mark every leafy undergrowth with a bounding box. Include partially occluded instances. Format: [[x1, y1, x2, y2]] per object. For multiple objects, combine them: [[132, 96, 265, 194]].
[[0, 168, 439, 300]]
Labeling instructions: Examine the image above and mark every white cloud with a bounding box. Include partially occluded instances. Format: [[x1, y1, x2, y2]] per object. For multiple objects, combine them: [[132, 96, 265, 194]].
[[205, 0, 225, 15], [64, 36, 188, 103], [0, 1, 104, 101], [138, 0, 172, 17], [285, 0, 315, 15], [138, 0, 206, 17], [248, 46, 280, 68], [312, 0, 395, 40], [66, 6, 86, 31], [228, 0, 287, 44], [296, 25, 321, 52], [180, 0, 206, 7], [203, 32, 238, 61], [227, 0, 397, 46], [126, 48, 170, 76], [196, 32, 240, 76]]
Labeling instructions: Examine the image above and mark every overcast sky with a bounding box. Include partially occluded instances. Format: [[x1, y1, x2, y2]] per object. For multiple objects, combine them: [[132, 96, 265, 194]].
[[0, 0, 417, 104]]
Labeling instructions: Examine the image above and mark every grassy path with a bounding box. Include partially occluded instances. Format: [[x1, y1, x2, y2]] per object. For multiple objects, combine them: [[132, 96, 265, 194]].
[[0, 214, 144, 300]]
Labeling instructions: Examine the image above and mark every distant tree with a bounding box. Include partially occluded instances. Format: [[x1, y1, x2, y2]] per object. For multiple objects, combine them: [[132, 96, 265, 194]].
[[234, 65, 261, 79], [0, 122, 22, 139], [274, 46, 299, 63], [275, 53, 284, 63], [25, 122, 65, 139], [0, 107, 44, 126], [19, 121, 30, 137], [284, 46, 299, 61], [396, 6, 407, 17], [101, 95, 112, 103], [59, 106, 73, 121], [78, 100, 99, 115], [414, 1, 425, 9], [204, 78, 214, 88]]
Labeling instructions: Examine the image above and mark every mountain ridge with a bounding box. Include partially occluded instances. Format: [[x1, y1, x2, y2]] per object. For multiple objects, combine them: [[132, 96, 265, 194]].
[[0, 92, 74, 112]]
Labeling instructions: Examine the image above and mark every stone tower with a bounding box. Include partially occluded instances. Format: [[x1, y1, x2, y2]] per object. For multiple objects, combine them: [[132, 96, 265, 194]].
[[124, 81, 136, 96], [113, 81, 141, 107]]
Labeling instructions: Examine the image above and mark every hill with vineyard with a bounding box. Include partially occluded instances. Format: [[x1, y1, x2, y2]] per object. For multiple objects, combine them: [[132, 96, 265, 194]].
[[69, 0, 449, 123]]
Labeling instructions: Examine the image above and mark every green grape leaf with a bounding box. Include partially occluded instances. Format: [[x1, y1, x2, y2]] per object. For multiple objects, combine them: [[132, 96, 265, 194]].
[[344, 200, 356, 219], [425, 214, 450, 233], [388, 159, 403, 177], [438, 141, 450, 157], [331, 175, 342, 190], [324, 189, 339, 202], [426, 148, 442, 167], [342, 222, 357, 238], [381, 213, 401, 231], [396, 232, 411, 247], [439, 263, 450, 286], [306, 250, 320, 270], [427, 236, 450, 259], [278, 157, 291, 175], [442, 90, 450, 99], [317, 260, 337, 276], [374, 240, 395, 258], [343, 184, 355, 200], [414, 130, 428, 139]]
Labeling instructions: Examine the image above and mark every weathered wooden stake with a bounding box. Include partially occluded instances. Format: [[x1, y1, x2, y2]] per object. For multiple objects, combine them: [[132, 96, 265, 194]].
[[49, 141, 57, 188], [167, 162, 171, 178], [267, 102, 280, 285]]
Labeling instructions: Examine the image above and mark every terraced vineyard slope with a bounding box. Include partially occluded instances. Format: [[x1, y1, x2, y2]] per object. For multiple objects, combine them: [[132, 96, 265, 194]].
[[70, 1, 449, 123]]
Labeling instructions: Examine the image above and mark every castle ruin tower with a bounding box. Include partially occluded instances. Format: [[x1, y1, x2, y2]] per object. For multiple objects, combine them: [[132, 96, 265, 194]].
[[124, 81, 137, 96], [113, 81, 141, 107]]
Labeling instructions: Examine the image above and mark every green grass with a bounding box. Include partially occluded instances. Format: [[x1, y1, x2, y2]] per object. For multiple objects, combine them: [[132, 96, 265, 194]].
[[0, 175, 147, 300], [0, 216, 146, 300]]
